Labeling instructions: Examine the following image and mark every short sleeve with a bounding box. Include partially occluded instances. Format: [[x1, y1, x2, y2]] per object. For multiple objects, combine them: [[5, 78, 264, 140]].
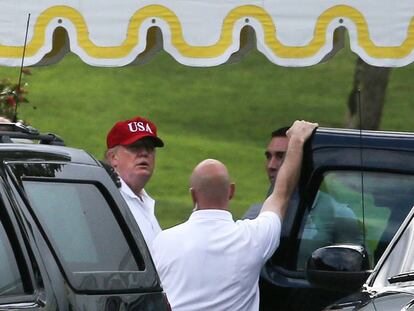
[[236, 211, 282, 261]]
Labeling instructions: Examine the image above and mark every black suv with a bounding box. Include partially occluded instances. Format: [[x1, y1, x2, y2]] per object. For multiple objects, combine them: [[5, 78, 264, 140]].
[[258, 127, 414, 311], [0, 123, 171, 310]]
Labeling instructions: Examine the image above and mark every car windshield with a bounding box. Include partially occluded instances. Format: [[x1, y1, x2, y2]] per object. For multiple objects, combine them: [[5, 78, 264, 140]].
[[373, 207, 414, 287]]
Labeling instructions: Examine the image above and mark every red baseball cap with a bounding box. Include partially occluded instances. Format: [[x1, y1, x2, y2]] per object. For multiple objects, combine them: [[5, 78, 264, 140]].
[[106, 116, 164, 149]]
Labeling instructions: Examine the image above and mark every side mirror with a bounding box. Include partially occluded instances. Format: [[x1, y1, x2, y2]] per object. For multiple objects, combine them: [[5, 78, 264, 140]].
[[306, 244, 372, 292]]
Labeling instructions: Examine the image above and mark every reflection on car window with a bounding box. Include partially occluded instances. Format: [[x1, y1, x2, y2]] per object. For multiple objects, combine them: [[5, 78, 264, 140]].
[[22, 181, 142, 288], [0, 219, 25, 296], [296, 171, 414, 270]]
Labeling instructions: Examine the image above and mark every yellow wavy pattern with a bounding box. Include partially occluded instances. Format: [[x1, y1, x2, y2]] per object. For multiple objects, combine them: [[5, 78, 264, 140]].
[[1, 4, 414, 60]]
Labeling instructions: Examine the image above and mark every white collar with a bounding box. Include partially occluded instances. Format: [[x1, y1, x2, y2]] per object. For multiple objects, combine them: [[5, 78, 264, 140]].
[[189, 209, 233, 221], [119, 178, 152, 203]]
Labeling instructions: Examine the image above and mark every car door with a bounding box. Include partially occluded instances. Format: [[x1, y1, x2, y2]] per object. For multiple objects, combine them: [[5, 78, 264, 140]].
[[259, 129, 414, 311], [0, 182, 48, 310]]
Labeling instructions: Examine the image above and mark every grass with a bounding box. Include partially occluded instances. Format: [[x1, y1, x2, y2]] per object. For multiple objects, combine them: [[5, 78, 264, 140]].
[[1, 48, 413, 228]]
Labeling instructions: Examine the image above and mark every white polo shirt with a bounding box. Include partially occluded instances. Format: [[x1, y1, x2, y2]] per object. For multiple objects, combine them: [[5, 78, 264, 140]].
[[152, 209, 281, 311], [119, 179, 162, 247]]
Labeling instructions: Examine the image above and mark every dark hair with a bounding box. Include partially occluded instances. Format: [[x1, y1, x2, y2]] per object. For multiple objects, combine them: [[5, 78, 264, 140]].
[[271, 126, 289, 138]]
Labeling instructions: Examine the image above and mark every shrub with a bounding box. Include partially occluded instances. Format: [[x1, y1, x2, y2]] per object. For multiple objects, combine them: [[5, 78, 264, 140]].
[[0, 68, 31, 121]]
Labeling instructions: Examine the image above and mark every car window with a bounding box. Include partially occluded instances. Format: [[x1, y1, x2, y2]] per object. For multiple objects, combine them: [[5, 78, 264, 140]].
[[296, 171, 414, 270], [0, 218, 25, 296], [22, 180, 145, 291]]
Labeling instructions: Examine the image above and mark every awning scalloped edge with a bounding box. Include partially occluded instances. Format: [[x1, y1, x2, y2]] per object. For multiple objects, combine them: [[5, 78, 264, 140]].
[[1, 4, 414, 67]]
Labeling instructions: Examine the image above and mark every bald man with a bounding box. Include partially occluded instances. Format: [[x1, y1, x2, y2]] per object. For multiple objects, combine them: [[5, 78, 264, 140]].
[[152, 120, 318, 311]]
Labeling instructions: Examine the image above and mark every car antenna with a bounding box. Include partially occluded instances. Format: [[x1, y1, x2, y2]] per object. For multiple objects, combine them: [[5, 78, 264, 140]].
[[13, 13, 31, 123], [357, 88, 367, 249]]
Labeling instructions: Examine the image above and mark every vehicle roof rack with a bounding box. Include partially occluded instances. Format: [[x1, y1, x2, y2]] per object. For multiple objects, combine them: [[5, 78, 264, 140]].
[[0, 122, 65, 146]]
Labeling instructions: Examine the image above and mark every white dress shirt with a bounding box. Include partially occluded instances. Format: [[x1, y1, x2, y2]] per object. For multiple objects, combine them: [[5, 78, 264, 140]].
[[119, 179, 162, 247], [152, 209, 281, 311]]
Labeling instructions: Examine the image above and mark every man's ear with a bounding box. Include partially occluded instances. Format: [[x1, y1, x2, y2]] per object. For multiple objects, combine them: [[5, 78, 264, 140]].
[[106, 149, 118, 167], [229, 183, 236, 200], [190, 187, 197, 206]]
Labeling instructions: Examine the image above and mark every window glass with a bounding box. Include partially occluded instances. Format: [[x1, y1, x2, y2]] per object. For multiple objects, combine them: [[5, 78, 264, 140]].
[[22, 181, 142, 282], [0, 221, 24, 296], [296, 171, 414, 270]]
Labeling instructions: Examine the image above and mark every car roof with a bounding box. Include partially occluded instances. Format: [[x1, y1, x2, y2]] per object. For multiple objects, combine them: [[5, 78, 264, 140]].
[[313, 127, 414, 151], [0, 143, 99, 165], [0, 122, 99, 165]]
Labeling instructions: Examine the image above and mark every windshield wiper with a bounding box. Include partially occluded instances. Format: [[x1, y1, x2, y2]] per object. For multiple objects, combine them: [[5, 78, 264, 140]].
[[388, 271, 414, 284]]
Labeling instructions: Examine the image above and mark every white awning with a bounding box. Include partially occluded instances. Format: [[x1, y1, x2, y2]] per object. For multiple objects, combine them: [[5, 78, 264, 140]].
[[1, 0, 414, 67]]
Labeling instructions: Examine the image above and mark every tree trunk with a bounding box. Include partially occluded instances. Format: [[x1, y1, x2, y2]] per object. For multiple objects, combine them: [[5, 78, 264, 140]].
[[347, 57, 392, 130]]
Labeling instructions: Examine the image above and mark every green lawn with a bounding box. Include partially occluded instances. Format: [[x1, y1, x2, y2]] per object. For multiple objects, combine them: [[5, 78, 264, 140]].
[[1, 48, 413, 228]]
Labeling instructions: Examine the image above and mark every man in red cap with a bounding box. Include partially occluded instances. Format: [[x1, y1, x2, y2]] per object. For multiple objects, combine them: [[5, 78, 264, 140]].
[[106, 116, 164, 247]]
